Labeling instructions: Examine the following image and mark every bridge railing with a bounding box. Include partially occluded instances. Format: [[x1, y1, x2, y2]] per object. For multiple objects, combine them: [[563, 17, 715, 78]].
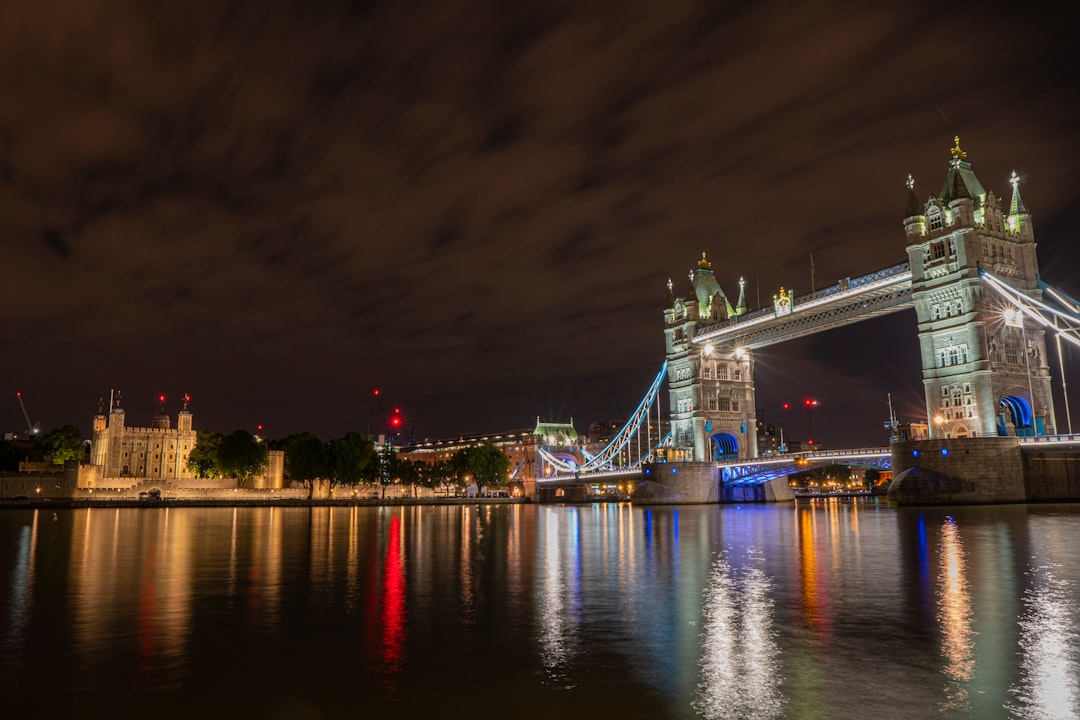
[[1019, 434, 1080, 446]]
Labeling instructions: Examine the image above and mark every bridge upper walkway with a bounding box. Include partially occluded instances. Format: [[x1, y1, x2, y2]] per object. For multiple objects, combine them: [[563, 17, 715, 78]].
[[695, 260, 912, 349]]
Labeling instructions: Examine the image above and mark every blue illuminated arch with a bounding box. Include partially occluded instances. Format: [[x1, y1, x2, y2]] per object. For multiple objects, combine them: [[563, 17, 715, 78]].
[[998, 395, 1033, 436], [710, 433, 739, 462]]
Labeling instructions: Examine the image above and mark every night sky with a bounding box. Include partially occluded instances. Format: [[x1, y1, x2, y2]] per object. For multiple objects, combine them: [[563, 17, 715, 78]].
[[3, 0, 1079, 448]]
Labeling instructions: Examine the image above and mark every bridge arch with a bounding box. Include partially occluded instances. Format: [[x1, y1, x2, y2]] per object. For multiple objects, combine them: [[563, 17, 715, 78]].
[[998, 394, 1034, 437], [710, 433, 739, 462]]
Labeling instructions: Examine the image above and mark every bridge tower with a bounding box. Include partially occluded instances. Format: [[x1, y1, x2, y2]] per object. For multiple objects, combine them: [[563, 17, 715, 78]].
[[903, 137, 1055, 438], [663, 253, 757, 461]]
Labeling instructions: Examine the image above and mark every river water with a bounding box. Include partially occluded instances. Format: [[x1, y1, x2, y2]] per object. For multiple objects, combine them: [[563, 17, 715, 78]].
[[1, 500, 1078, 719]]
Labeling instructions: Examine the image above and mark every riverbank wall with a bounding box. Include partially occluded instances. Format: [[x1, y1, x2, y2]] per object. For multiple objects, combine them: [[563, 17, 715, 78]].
[[888, 437, 1080, 505]]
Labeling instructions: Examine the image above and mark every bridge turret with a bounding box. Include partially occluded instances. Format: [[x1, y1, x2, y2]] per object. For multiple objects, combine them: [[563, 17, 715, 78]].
[[906, 137, 1055, 441], [664, 252, 759, 463], [903, 174, 926, 238]]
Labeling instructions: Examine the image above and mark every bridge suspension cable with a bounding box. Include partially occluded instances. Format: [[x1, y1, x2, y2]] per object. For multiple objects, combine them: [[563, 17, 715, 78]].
[[979, 270, 1080, 348], [537, 360, 668, 476]]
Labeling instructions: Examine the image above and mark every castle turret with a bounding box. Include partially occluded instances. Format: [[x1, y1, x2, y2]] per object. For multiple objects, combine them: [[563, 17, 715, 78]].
[[152, 395, 170, 430], [177, 393, 193, 432]]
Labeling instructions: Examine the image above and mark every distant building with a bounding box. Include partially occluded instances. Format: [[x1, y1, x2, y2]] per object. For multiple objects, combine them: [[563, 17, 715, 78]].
[[87, 392, 283, 488], [91, 394, 196, 480]]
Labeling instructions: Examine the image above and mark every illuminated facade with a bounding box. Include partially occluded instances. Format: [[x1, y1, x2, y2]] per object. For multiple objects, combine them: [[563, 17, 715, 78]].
[[664, 253, 757, 461], [904, 138, 1055, 438], [90, 394, 197, 479]]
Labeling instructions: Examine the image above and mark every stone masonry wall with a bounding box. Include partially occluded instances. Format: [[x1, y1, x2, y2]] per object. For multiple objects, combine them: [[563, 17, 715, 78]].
[[889, 437, 1027, 505]]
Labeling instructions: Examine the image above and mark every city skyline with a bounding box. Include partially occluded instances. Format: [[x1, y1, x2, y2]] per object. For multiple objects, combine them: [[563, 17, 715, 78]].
[[3, 1, 1079, 447]]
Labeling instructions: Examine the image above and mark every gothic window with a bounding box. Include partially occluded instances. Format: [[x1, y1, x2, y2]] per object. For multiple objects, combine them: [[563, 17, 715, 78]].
[[931, 242, 947, 260], [718, 365, 730, 380], [707, 396, 718, 411], [929, 212, 943, 231], [963, 383, 971, 393], [941, 387, 950, 397], [718, 398, 731, 412], [1005, 343, 1019, 364], [702, 363, 713, 379], [733, 370, 742, 381], [732, 401, 740, 412]]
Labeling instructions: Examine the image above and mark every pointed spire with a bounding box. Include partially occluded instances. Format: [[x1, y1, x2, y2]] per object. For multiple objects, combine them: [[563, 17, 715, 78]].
[[904, 173, 922, 218], [939, 135, 984, 202], [736, 277, 748, 315], [1008, 170, 1028, 215], [666, 277, 674, 303]]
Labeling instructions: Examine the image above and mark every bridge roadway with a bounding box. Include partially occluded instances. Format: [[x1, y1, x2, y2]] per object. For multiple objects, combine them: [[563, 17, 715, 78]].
[[694, 260, 913, 349], [538, 438, 1080, 487]]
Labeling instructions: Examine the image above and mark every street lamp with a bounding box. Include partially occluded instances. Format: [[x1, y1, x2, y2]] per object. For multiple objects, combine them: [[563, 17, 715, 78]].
[[933, 415, 944, 438]]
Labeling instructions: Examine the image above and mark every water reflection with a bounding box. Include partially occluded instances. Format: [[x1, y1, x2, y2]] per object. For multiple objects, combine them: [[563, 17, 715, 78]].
[[1, 510, 38, 691], [538, 507, 581, 687], [936, 515, 974, 712], [381, 513, 407, 683], [694, 551, 783, 720], [1009, 566, 1079, 719]]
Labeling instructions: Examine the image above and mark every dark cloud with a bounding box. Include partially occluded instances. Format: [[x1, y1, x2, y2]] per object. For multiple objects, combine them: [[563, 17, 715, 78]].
[[2, 0, 1078, 447]]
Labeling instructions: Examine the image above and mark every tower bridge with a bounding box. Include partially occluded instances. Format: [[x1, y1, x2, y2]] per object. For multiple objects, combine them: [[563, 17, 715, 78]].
[[536, 138, 1080, 503]]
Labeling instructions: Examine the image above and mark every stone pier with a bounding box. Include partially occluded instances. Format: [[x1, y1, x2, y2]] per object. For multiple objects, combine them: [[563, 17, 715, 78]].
[[632, 462, 793, 504], [888, 437, 1080, 505]]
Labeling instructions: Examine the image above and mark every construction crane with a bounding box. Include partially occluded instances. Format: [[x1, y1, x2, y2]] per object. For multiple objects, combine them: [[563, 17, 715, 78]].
[[371, 389, 411, 445], [15, 392, 41, 436], [371, 389, 413, 494]]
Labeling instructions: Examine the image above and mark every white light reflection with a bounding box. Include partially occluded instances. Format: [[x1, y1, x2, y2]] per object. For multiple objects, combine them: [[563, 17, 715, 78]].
[[1008, 567, 1080, 719], [538, 508, 580, 687], [694, 552, 783, 720], [3, 511, 39, 679], [936, 516, 974, 713]]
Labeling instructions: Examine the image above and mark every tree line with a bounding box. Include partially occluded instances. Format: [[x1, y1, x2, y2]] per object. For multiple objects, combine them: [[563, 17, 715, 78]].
[[187, 429, 512, 496], [0, 425, 85, 471]]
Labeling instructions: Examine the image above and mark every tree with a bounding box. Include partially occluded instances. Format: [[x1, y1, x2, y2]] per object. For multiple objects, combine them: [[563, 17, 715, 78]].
[[217, 430, 269, 487], [283, 432, 329, 498], [43, 425, 84, 465], [864, 467, 882, 489], [187, 429, 223, 478], [450, 441, 511, 496], [327, 432, 376, 494]]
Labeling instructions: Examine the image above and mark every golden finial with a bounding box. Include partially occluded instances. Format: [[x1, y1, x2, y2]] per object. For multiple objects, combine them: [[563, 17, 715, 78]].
[[950, 135, 967, 162], [697, 251, 712, 270]]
